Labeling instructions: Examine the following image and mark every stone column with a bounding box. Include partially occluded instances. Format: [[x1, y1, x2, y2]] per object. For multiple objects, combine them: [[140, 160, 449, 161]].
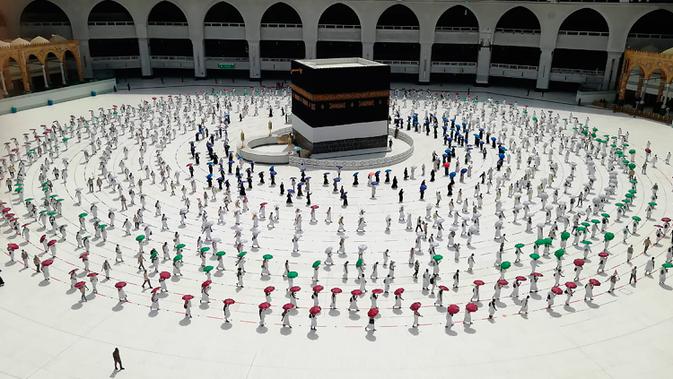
[[476, 45, 491, 85], [248, 40, 261, 80], [42, 64, 49, 89], [59, 62, 66, 85], [535, 48, 553, 90], [78, 39, 95, 79], [191, 36, 206, 78], [138, 37, 153, 77], [362, 41, 374, 61], [0, 70, 7, 96], [304, 39, 316, 59], [418, 42, 432, 83], [602, 51, 622, 90]]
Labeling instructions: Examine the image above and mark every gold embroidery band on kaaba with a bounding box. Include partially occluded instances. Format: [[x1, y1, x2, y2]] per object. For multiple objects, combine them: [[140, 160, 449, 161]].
[[290, 84, 389, 102]]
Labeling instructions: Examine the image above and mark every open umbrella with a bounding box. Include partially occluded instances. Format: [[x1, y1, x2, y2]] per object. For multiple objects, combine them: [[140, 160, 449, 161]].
[[356, 259, 364, 268], [565, 282, 577, 289], [497, 279, 509, 286], [598, 251, 609, 258], [287, 271, 298, 279], [203, 265, 214, 273], [151, 287, 161, 293], [282, 303, 295, 310], [259, 302, 271, 310], [310, 205, 319, 209], [310, 306, 321, 315], [201, 280, 212, 288], [173, 254, 183, 262], [224, 298, 235, 305], [410, 302, 421, 311], [529, 253, 541, 261], [604, 232, 615, 241], [662, 217, 671, 223], [159, 271, 171, 280], [313, 285, 324, 293], [554, 249, 565, 259], [432, 254, 443, 262], [115, 281, 127, 289], [135, 234, 145, 242], [47, 240, 57, 246], [331, 287, 342, 294], [216, 251, 226, 258], [7, 243, 19, 251], [473, 279, 485, 286], [561, 231, 571, 241], [588, 278, 601, 286], [199, 247, 210, 253], [290, 286, 301, 293], [466, 303, 478, 313], [175, 243, 186, 250], [74, 281, 86, 289], [551, 286, 563, 295], [312, 260, 321, 268], [87, 272, 98, 278], [41, 258, 54, 267], [394, 288, 405, 296], [515, 275, 527, 282], [237, 251, 247, 258], [182, 294, 194, 301], [351, 289, 363, 296], [372, 288, 383, 295], [78, 212, 88, 218], [447, 304, 460, 315], [438, 285, 449, 292], [514, 243, 525, 249], [573, 258, 585, 267], [367, 307, 379, 318], [663, 263, 673, 269], [632, 216, 642, 222], [500, 261, 512, 270], [262, 254, 273, 260], [531, 272, 543, 278]]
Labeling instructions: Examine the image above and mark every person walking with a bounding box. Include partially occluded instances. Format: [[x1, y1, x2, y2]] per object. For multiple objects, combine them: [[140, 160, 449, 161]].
[[112, 347, 124, 371]]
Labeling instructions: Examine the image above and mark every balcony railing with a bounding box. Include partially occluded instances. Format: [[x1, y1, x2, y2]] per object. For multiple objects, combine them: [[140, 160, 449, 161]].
[[205, 57, 248, 61], [148, 21, 188, 26], [318, 24, 361, 29], [628, 32, 673, 39], [558, 30, 608, 37], [491, 63, 538, 70], [551, 68, 604, 76], [261, 57, 293, 62], [261, 23, 301, 28], [204, 22, 245, 27], [21, 21, 70, 26], [376, 25, 419, 31], [92, 56, 140, 61], [432, 61, 477, 67], [435, 26, 479, 32], [495, 28, 540, 35], [88, 21, 134, 26], [150, 55, 193, 61], [378, 60, 419, 65]]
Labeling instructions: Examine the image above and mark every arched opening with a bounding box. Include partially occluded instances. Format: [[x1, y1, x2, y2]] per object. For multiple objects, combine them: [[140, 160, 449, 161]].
[[148, 1, 187, 24], [559, 8, 608, 34], [20, 0, 72, 39], [63, 50, 80, 84], [260, 3, 303, 78], [627, 10, 673, 51], [2, 58, 23, 96], [432, 6, 479, 82], [644, 70, 668, 113], [495, 7, 540, 32], [88, 1, 138, 65], [25, 54, 46, 91], [623, 66, 645, 107], [88, 0, 133, 23], [43, 52, 61, 87], [204, 2, 248, 77], [375, 4, 420, 77], [491, 7, 540, 87], [317, 3, 361, 59]]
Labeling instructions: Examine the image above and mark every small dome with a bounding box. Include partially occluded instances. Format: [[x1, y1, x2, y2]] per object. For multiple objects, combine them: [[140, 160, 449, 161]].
[[662, 47, 673, 56], [30, 36, 50, 45], [50, 34, 67, 43], [10, 38, 29, 46], [0, 40, 10, 48]]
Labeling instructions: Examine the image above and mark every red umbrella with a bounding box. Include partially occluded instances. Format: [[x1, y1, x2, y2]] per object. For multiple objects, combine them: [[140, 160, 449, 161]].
[[331, 287, 342, 294], [565, 282, 577, 289], [310, 205, 319, 209], [447, 304, 460, 315], [79, 252, 89, 259], [497, 279, 509, 286], [372, 288, 383, 295], [159, 271, 171, 280], [367, 307, 379, 318], [151, 287, 161, 293], [1, 207, 10, 213], [466, 303, 478, 313], [115, 281, 127, 289], [282, 303, 295, 310], [598, 252, 609, 258], [312, 285, 324, 293], [7, 243, 19, 250], [351, 289, 363, 296], [41, 258, 54, 267], [40, 235, 46, 243], [224, 298, 235, 305], [410, 302, 421, 311], [264, 286, 275, 294], [259, 202, 268, 207], [259, 302, 271, 310], [394, 288, 405, 296], [438, 285, 449, 291], [531, 272, 543, 277], [182, 294, 194, 301], [473, 279, 485, 286], [74, 281, 86, 289], [661, 217, 671, 223], [309, 306, 321, 315], [201, 279, 212, 288], [47, 239, 57, 246], [589, 278, 601, 286], [573, 258, 585, 267], [186, 163, 193, 167], [551, 286, 563, 295], [5, 213, 15, 219], [443, 162, 450, 168], [68, 269, 77, 275], [289, 286, 301, 293], [87, 272, 98, 278], [515, 276, 527, 282]]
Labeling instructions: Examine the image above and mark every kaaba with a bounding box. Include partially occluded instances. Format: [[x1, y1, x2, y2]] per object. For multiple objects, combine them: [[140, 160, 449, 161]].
[[290, 58, 390, 156]]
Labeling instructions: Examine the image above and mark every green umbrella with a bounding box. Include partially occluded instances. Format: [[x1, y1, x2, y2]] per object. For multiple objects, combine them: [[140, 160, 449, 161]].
[[581, 240, 592, 245], [262, 254, 273, 260], [150, 250, 158, 258], [173, 254, 183, 262], [48, 194, 58, 199], [554, 248, 565, 259], [514, 243, 525, 249], [663, 262, 673, 269], [175, 243, 186, 250], [14, 187, 23, 193], [581, 222, 591, 228], [287, 271, 298, 279], [356, 258, 364, 268], [203, 265, 214, 273], [632, 216, 641, 222], [46, 211, 57, 216], [78, 212, 88, 218], [529, 253, 540, 261], [604, 232, 615, 241], [312, 260, 321, 268], [98, 224, 107, 230], [628, 189, 637, 194], [55, 198, 64, 202], [561, 231, 571, 241], [135, 234, 145, 242], [541, 238, 553, 246], [590, 219, 600, 224], [648, 202, 657, 207], [628, 163, 636, 170], [237, 251, 247, 258], [576, 226, 586, 233], [628, 149, 636, 155], [534, 239, 546, 246], [500, 261, 511, 270], [601, 213, 610, 219], [629, 179, 638, 185], [615, 203, 624, 208], [433, 254, 444, 262], [199, 247, 210, 253], [624, 193, 634, 199], [216, 251, 226, 257]]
